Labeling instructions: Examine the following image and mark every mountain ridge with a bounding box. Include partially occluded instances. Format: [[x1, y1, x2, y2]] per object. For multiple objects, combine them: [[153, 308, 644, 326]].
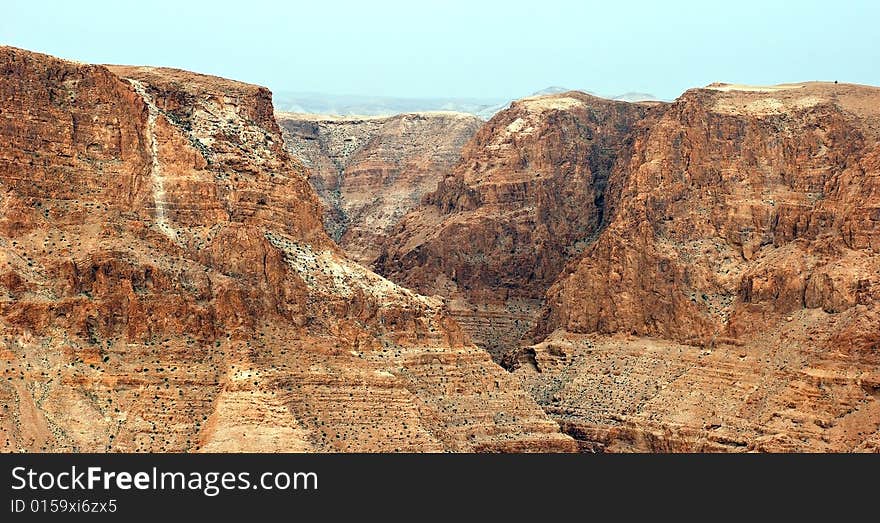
[[0, 45, 575, 452]]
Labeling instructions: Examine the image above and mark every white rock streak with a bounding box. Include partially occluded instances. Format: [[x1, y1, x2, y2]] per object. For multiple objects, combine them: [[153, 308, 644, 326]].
[[128, 79, 178, 243]]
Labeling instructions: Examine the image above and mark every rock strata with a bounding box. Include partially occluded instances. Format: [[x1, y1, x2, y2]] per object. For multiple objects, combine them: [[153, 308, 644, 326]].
[[0, 47, 574, 452], [376, 92, 653, 357], [523, 83, 880, 451], [375, 82, 880, 451], [277, 112, 481, 264]]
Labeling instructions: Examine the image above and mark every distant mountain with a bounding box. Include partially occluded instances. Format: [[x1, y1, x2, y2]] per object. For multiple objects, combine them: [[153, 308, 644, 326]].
[[272, 91, 504, 118], [610, 92, 660, 102], [529, 87, 658, 103], [475, 87, 596, 120], [475, 101, 511, 120], [530, 86, 577, 96], [272, 87, 662, 121]]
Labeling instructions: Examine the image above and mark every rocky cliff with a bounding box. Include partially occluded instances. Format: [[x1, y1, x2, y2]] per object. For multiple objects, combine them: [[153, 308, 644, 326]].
[[5, 45, 876, 452], [375, 92, 654, 357], [277, 112, 482, 264], [0, 46, 574, 452], [366, 81, 880, 451], [538, 82, 880, 342], [518, 83, 880, 451]]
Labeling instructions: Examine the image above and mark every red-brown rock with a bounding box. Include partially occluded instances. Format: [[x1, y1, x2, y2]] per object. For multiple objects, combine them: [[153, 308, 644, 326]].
[[375, 92, 653, 357], [522, 83, 880, 451], [277, 112, 481, 264], [0, 47, 575, 452]]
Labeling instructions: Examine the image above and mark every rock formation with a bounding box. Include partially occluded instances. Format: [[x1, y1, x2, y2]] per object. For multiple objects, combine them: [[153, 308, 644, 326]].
[[375, 92, 654, 357], [368, 81, 879, 452], [539, 82, 880, 343], [4, 44, 877, 453], [276, 112, 481, 264], [0, 46, 575, 452], [517, 83, 880, 451]]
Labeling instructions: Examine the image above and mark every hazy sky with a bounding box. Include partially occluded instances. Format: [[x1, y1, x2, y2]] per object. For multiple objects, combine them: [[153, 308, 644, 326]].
[[3, 0, 878, 100]]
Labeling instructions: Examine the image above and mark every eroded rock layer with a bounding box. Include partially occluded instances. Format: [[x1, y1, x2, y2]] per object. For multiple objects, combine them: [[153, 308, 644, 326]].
[[0, 47, 574, 452], [375, 92, 654, 357], [277, 112, 482, 264], [512, 322, 880, 452], [522, 83, 880, 451], [539, 83, 880, 343]]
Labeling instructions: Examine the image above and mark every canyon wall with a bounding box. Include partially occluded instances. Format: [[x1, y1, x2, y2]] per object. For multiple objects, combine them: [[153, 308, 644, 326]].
[[0, 47, 574, 452], [517, 83, 880, 451], [538, 82, 880, 343], [277, 112, 481, 264], [375, 92, 654, 357], [4, 44, 877, 452], [365, 82, 880, 451]]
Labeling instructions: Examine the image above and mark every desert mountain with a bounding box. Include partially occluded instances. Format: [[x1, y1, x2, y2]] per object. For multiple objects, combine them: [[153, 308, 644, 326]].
[[377, 81, 880, 451], [0, 46, 574, 452], [276, 111, 482, 264], [521, 82, 880, 451], [3, 44, 877, 453], [375, 91, 654, 357]]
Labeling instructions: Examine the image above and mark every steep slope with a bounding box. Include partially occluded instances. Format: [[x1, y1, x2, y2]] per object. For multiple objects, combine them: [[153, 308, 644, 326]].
[[539, 82, 880, 342], [518, 82, 880, 451], [0, 47, 574, 452], [375, 92, 654, 357], [277, 112, 482, 264]]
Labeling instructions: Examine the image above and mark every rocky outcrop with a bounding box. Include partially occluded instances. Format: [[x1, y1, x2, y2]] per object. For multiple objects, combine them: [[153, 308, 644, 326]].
[[7, 46, 876, 453], [277, 112, 482, 264], [512, 317, 880, 452], [0, 46, 574, 452], [360, 81, 879, 452], [538, 82, 880, 344], [520, 83, 880, 451], [375, 92, 654, 357]]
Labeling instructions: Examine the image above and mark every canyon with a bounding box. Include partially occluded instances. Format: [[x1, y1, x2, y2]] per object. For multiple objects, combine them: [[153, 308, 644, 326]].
[[276, 111, 481, 264], [375, 92, 658, 358], [0, 46, 574, 452], [2, 44, 878, 453], [514, 82, 880, 451], [376, 83, 880, 451]]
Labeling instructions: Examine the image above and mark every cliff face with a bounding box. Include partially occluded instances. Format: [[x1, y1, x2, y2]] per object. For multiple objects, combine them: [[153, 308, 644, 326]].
[[277, 112, 482, 264], [512, 327, 880, 453], [375, 93, 654, 357], [519, 83, 880, 452], [6, 46, 876, 453], [539, 82, 880, 343], [0, 47, 574, 452]]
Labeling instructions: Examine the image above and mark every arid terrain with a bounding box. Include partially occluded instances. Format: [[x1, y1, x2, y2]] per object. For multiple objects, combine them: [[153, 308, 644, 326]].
[[0, 47, 574, 452], [1, 45, 878, 452], [374, 92, 657, 357], [376, 82, 880, 452], [276, 111, 481, 264]]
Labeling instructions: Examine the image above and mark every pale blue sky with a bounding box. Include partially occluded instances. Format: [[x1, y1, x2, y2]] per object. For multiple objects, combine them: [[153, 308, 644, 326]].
[[2, 0, 878, 100]]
